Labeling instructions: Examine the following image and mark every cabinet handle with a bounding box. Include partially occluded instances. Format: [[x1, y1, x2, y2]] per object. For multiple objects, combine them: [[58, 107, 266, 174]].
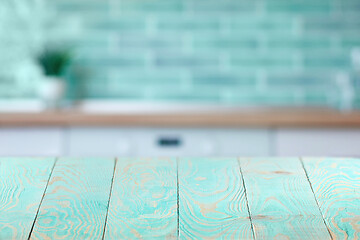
[[157, 137, 182, 147]]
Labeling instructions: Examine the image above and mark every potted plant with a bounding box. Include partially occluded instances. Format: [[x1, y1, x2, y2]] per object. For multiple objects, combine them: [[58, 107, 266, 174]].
[[37, 48, 71, 108]]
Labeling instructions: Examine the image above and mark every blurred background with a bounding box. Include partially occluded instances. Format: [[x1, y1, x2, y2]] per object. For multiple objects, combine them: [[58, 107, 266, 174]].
[[0, 0, 360, 157]]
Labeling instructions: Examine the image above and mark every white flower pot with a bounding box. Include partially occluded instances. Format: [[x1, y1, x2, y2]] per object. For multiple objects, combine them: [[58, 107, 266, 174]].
[[39, 77, 66, 108]]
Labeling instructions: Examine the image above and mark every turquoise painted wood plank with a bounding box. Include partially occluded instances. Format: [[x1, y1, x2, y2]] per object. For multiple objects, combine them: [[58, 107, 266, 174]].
[[303, 158, 360, 239], [179, 158, 253, 239], [0, 158, 55, 240], [239, 158, 331, 239], [104, 158, 177, 239], [29, 158, 115, 240]]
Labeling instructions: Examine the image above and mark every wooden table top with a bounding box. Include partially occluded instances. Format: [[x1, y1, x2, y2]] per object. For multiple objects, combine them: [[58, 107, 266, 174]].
[[0, 157, 359, 239]]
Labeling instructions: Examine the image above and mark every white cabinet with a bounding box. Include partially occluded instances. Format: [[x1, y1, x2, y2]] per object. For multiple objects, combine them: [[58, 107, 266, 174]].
[[275, 128, 360, 157], [66, 127, 271, 157], [2, 126, 359, 157], [0, 127, 64, 157]]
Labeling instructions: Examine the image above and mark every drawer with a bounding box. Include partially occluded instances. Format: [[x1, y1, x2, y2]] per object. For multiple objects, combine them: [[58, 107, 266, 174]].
[[275, 128, 360, 157], [0, 127, 64, 156], [132, 128, 218, 157], [67, 128, 270, 157], [135, 128, 270, 157]]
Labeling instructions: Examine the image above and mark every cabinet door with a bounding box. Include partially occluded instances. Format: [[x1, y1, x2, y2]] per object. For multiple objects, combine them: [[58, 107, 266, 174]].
[[67, 128, 133, 157], [214, 129, 270, 156], [275, 128, 360, 157], [0, 128, 64, 156]]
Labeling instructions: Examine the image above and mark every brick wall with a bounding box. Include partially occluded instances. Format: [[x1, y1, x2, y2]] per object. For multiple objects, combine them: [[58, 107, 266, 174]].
[[1, 0, 360, 108]]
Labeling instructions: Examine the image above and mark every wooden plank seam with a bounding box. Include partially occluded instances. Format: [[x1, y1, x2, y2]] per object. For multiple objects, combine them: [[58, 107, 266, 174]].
[[101, 158, 118, 240], [237, 158, 256, 240], [176, 158, 180, 240], [300, 158, 333, 239], [27, 158, 58, 240]]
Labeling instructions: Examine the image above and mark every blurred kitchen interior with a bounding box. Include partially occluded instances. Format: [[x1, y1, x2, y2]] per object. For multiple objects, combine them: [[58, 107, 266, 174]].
[[0, 0, 360, 157]]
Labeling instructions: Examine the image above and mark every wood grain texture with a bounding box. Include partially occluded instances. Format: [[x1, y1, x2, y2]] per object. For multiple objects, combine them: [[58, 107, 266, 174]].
[[30, 158, 115, 240], [303, 158, 360, 239], [0, 158, 55, 240], [104, 158, 177, 239], [179, 158, 252, 239], [239, 158, 331, 239]]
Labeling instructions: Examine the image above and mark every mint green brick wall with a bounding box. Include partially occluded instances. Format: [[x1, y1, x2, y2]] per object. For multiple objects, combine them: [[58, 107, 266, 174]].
[[1, 0, 360, 108]]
